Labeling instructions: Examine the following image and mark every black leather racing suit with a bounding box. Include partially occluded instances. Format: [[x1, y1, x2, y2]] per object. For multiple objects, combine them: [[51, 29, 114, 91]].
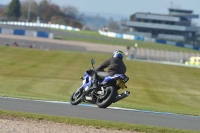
[[92, 57, 127, 88]]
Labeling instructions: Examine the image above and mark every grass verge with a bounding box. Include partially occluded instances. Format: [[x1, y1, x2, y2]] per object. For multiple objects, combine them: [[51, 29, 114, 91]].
[[0, 46, 200, 116], [0, 110, 199, 133]]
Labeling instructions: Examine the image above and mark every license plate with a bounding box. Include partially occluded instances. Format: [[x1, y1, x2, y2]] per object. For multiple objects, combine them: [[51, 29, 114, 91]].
[[116, 79, 125, 89]]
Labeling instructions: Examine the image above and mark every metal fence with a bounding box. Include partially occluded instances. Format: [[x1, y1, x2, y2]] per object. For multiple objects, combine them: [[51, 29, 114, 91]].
[[0, 24, 52, 32], [126, 48, 200, 63]]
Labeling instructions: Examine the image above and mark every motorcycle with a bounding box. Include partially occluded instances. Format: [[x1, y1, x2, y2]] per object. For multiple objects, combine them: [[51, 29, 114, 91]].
[[70, 59, 130, 108]]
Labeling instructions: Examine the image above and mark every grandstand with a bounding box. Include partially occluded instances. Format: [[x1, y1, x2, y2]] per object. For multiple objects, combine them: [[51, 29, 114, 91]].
[[122, 8, 199, 46]]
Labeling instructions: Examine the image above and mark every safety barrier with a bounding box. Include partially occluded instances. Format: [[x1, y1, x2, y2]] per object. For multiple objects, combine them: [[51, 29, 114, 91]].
[[98, 30, 200, 51], [0, 28, 53, 38], [0, 21, 80, 31]]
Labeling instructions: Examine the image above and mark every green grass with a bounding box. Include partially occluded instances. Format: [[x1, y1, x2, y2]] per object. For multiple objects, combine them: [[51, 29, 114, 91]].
[[1, 46, 200, 132], [53, 29, 200, 53], [0, 46, 200, 116], [0, 110, 199, 133]]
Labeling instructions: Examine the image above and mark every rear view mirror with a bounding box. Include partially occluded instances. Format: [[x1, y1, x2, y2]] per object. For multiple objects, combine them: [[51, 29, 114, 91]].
[[91, 59, 95, 65]]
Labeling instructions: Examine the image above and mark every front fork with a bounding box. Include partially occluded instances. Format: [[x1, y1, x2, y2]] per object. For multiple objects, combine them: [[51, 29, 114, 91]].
[[73, 86, 84, 99]]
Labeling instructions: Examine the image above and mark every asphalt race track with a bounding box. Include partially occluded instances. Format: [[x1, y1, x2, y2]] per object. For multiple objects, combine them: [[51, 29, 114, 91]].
[[0, 34, 127, 53], [0, 35, 86, 52], [0, 97, 200, 131]]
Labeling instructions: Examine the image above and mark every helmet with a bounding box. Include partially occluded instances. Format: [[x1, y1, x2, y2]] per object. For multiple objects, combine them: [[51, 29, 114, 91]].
[[112, 50, 124, 59]]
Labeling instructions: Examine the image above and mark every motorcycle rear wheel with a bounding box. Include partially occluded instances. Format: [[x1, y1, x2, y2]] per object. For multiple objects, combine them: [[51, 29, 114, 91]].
[[96, 86, 117, 108], [70, 87, 83, 105]]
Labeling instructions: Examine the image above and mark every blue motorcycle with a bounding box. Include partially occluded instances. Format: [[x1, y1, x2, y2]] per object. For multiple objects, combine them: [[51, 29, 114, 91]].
[[70, 59, 130, 108]]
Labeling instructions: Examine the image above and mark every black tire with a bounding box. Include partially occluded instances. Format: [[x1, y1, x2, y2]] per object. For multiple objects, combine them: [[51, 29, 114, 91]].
[[70, 87, 83, 105], [96, 86, 117, 108]]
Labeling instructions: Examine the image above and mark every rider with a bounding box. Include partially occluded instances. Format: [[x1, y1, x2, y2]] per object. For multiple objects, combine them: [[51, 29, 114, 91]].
[[85, 50, 127, 96]]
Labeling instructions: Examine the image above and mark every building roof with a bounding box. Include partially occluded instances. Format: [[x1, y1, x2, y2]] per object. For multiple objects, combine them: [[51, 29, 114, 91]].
[[131, 12, 180, 22], [131, 11, 198, 21], [131, 12, 174, 17], [168, 8, 193, 13]]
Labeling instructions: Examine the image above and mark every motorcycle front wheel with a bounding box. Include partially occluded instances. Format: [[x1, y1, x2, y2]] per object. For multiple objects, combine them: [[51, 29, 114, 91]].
[[70, 87, 83, 105], [96, 86, 117, 108]]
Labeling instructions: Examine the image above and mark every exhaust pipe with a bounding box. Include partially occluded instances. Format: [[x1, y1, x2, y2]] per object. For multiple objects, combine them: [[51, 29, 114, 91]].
[[113, 91, 130, 103]]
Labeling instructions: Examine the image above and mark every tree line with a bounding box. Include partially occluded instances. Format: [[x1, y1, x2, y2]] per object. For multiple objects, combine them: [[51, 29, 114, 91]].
[[0, 0, 82, 29], [0, 0, 128, 30]]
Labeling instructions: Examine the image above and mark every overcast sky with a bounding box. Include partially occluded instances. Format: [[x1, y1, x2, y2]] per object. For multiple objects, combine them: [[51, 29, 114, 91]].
[[1, 0, 200, 25]]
